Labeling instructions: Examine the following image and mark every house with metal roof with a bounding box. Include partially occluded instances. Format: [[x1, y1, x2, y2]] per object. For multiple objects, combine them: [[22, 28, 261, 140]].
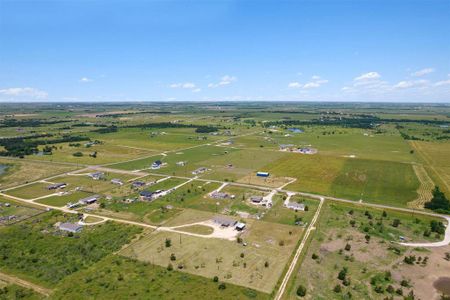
[[59, 222, 83, 233]]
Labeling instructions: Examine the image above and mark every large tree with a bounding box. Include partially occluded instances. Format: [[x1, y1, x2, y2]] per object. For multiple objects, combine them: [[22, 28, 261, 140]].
[[424, 186, 450, 212]]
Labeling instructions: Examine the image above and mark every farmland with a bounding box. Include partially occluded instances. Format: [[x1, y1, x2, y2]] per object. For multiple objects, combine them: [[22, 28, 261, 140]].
[[0, 102, 449, 299]]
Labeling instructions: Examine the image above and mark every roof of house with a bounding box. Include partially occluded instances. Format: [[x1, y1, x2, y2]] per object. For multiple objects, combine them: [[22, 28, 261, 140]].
[[250, 195, 263, 202], [235, 222, 246, 229], [132, 181, 145, 186], [59, 222, 83, 232], [140, 190, 154, 197], [212, 216, 236, 226], [48, 183, 66, 189], [79, 195, 100, 203], [288, 202, 305, 209]]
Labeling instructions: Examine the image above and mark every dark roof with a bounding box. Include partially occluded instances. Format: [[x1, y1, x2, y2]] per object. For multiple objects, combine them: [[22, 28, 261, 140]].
[[140, 190, 154, 197]]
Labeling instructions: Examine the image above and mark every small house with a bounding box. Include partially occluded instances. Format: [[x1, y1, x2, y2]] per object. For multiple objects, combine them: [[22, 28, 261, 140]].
[[59, 222, 83, 233], [192, 167, 208, 175], [88, 172, 105, 180], [79, 195, 100, 205], [47, 183, 67, 190], [287, 202, 305, 211], [250, 196, 263, 203], [132, 181, 146, 188], [151, 160, 163, 169], [210, 192, 229, 199], [139, 190, 155, 201], [212, 216, 237, 227], [111, 178, 124, 186], [235, 222, 246, 231]]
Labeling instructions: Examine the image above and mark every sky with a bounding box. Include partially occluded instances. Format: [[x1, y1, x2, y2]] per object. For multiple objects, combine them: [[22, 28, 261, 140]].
[[0, 0, 449, 103]]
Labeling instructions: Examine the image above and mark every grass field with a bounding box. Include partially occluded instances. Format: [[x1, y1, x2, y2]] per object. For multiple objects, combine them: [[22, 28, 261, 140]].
[[0, 158, 77, 189], [0, 211, 141, 287], [35, 190, 94, 207], [0, 199, 44, 225], [287, 201, 448, 299], [32, 142, 156, 165], [51, 255, 269, 300], [5, 182, 56, 200], [265, 154, 420, 206], [120, 219, 303, 293]]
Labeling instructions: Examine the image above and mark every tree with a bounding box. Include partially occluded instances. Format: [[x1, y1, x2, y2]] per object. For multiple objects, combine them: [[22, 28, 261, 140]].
[[296, 285, 306, 297], [264, 261, 269, 268], [218, 283, 226, 290], [333, 284, 342, 293], [312, 253, 319, 260], [213, 276, 219, 282], [167, 263, 173, 271], [365, 234, 371, 243], [170, 253, 176, 261], [338, 267, 348, 280], [425, 186, 450, 212], [165, 238, 171, 248], [382, 211, 387, 218], [392, 219, 400, 228], [344, 243, 351, 251]]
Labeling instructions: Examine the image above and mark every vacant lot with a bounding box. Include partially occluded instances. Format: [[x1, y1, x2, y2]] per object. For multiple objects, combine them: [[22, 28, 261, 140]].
[[35, 190, 94, 207], [0, 211, 141, 287], [288, 201, 448, 299], [52, 255, 269, 300], [0, 158, 77, 189], [120, 219, 303, 293], [5, 182, 56, 200]]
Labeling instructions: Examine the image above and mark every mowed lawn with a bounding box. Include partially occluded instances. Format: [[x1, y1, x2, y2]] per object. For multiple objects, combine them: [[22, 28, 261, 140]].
[[265, 154, 419, 206], [36, 190, 94, 207], [5, 182, 56, 199], [120, 220, 303, 294]]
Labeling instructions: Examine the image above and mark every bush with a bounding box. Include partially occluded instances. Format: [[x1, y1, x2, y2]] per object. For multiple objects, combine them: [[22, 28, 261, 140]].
[[344, 243, 351, 251], [218, 283, 226, 290], [213, 276, 219, 282], [296, 285, 306, 297], [170, 253, 176, 261], [333, 284, 342, 293], [392, 219, 400, 227], [72, 152, 83, 157], [311, 253, 319, 260], [165, 238, 171, 248], [167, 263, 173, 271]]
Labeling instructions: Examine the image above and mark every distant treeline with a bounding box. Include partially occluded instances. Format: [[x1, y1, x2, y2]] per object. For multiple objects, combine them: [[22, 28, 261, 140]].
[[263, 116, 379, 129], [0, 135, 90, 157], [0, 119, 73, 128], [95, 111, 171, 118]]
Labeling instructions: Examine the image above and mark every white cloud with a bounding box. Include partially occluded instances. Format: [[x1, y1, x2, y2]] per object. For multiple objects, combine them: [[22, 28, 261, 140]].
[[80, 77, 93, 83], [288, 82, 302, 88], [411, 68, 434, 77], [208, 75, 237, 88], [393, 79, 429, 89], [354, 72, 381, 82], [288, 77, 328, 89], [434, 79, 450, 87], [0, 87, 48, 99], [192, 88, 201, 93], [170, 82, 196, 89]]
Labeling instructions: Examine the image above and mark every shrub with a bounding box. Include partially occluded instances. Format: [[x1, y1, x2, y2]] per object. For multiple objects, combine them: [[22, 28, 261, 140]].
[[213, 276, 219, 282], [296, 285, 306, 297]]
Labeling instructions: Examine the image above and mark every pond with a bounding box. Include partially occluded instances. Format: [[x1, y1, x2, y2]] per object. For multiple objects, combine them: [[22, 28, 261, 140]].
[[0, 164, 9, 176]]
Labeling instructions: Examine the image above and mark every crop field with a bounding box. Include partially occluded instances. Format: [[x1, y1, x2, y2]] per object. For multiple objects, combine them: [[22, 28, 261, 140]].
[[287, 201, 449, 300], [120, 219, 303, 293], [265, 153, 420, 206], [410, 140, 450, 197]]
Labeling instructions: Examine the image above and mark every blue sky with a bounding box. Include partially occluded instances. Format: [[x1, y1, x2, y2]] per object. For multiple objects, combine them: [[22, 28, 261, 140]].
[[0, 0, 449, 102]]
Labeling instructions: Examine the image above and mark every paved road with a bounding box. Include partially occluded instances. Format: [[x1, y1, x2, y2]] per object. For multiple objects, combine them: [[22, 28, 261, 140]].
[[399, 216, 450, 247], [273, 197, 325, 300]]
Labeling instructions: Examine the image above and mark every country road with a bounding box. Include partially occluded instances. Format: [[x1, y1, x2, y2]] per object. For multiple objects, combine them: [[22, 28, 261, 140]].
[[273, 197, 325, 300]]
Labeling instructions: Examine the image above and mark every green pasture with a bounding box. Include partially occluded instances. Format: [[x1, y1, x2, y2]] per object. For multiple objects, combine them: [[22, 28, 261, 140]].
[[35, 190, 94, 207]]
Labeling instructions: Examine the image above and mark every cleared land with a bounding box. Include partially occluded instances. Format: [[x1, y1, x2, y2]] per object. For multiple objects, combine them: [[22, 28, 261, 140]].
[[120, 219, 303, 293]]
